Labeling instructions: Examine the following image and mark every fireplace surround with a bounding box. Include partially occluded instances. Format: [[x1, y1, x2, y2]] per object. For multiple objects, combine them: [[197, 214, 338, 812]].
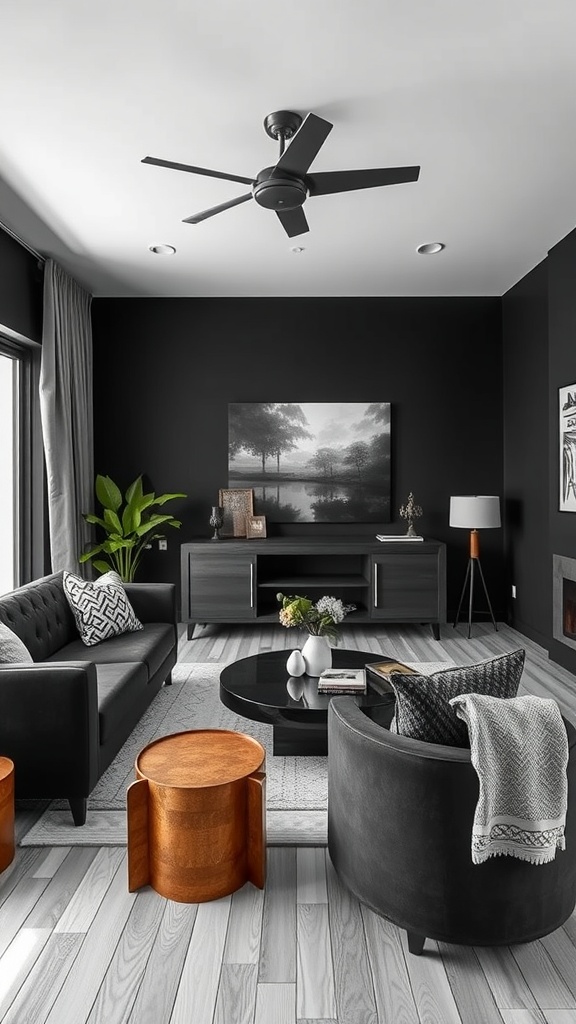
[[553, 554, 576, 651]]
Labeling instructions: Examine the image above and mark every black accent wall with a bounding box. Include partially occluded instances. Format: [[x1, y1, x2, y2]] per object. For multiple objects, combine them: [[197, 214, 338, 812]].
[[91, 296, 504, 617], [502, 259, 549, 648], [548, 229, 576, 674], [502, 225, 576, 674]]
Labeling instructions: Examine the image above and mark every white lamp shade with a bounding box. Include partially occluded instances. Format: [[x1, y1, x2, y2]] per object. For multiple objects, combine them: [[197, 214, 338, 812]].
[[449, 495, 501, 529]]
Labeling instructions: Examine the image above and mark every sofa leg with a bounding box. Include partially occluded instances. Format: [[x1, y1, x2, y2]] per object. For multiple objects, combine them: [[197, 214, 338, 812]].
[[407, 931, 426, 955], [164, 673, 172, 686], [69, 797, 87, 826]]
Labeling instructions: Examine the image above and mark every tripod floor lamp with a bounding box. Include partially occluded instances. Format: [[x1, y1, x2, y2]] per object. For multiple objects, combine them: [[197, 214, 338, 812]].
[[450, 495, 501, 638]]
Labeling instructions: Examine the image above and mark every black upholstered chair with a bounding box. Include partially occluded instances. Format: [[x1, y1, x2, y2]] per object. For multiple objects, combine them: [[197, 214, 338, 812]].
[[327, 698, 576, 954]]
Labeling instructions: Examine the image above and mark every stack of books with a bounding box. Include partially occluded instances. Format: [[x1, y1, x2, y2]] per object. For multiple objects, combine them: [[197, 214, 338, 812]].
[[317, 668, 367, 695], [375, 534, 424, 542], [365, 659, 416, 694]]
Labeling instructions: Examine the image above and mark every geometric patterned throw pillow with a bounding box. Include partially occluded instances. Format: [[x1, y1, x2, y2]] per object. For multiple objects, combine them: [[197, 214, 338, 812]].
[[388, 648, 526, 748], [0, 621, 33, 663], [63, 570, 143, 647]]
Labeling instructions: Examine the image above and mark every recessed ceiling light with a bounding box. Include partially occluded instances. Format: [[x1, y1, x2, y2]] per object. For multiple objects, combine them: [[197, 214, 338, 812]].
[[290, 246, 305, 253], [149, 244, 176, 255], [416, 242, 445, 255]]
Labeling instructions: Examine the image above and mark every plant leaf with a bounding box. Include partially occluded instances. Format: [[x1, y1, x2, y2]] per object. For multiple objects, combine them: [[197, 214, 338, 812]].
[[102, 538, 129, 553], [83, 514, 108, 530], [133, 515, 175, 537], [79, 544, 105, 563], [103, 508, 123, 535], [95, 474, 122, 512], [125, 476, 143, 506], [93, 560, 112, 574], [137, 493, 158, 512], [154, 492, 187, 506], [122, 503, 141, 536]]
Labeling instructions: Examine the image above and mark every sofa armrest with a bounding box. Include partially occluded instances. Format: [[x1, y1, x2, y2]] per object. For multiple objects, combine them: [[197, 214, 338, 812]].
[[124, 583, 176, 625], [0, 661, 99, 797]]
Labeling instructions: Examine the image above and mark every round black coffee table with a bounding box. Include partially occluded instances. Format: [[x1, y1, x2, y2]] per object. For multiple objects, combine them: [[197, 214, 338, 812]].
[[220, 649, 395, 756]]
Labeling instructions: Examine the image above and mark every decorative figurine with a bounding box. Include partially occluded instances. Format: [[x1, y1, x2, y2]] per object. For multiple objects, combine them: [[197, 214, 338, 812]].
[[399, 493, 423, 537], [209, 505, 224, 541]]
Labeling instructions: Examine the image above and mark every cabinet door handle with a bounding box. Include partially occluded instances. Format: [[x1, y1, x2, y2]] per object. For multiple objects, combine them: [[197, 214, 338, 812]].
[[250, 563, 254, 608], [374, 568, 378, 608]]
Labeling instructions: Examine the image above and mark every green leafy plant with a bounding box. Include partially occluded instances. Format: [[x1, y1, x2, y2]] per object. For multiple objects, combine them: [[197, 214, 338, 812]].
[[80, 474, 187, 582]]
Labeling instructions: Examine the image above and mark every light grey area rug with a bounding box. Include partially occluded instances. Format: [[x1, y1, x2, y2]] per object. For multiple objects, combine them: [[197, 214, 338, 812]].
[[20, 660, 452, 847]]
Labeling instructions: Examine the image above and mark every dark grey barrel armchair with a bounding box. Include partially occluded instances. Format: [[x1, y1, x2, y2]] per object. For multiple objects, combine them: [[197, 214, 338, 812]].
[[327, 698, 576, 954]]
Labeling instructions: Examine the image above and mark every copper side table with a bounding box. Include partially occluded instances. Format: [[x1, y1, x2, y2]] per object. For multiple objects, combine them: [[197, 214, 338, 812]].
[[127, 729, 266, 902], [0, 757, 15, 872]]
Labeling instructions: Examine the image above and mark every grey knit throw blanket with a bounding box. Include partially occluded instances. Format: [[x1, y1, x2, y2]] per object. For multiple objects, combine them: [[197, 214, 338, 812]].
[[449, 692, 568, 865]]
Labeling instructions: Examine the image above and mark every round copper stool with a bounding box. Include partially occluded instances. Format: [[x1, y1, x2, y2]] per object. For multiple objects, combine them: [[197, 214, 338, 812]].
[[127, 729, 266, 902], [0, 757, 15, 873]]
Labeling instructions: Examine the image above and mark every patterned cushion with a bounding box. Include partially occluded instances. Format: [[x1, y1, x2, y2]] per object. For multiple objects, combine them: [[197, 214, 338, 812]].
[[63, 571, 143, 647], [388, 649, 526, 747], [0, 621, 33, 663]]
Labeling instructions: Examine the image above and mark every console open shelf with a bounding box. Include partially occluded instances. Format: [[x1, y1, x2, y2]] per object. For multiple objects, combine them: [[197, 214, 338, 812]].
[[257, 575, 369, 588]]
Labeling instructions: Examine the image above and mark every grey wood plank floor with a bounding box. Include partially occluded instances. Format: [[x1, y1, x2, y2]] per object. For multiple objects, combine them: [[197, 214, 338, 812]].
[[2, 620, 576, 1024]]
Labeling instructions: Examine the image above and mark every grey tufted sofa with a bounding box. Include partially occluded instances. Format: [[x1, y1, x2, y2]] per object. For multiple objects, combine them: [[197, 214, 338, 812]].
[[0, 572, 177, 824]]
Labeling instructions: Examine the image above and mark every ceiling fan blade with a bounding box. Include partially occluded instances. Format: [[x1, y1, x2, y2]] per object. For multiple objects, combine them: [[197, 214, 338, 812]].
[[307, 166, 420, 196], [142, 156, 255, 187], [276, 207, 309, 238], [183, 193, 253, 224], [274, 113, 333, 178]]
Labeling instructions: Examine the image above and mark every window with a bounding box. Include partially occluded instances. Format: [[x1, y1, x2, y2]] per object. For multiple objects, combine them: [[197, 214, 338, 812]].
[[0, 337, 44, 594], [0, 350, 17, 594]]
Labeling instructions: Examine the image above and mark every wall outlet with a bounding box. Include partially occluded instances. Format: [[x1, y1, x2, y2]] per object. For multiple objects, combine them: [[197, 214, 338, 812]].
[[511, 584, 517, 599], [158, 538, 168, 551]]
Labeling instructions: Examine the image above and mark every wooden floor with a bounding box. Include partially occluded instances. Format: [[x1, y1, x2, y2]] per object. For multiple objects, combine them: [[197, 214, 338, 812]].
[[2, 620, 576, 1024]]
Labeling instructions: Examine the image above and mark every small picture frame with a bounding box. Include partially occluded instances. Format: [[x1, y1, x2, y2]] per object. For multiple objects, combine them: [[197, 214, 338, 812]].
[[218, 488, 254, 537], [245, 514, 267, 539]]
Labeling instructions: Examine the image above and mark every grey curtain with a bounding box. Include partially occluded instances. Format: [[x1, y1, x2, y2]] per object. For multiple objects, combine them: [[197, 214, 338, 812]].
[[40, 259, 94, 575]]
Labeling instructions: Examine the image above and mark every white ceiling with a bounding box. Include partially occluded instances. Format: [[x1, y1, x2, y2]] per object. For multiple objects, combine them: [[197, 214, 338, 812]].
[[2, 0, 576, 298]]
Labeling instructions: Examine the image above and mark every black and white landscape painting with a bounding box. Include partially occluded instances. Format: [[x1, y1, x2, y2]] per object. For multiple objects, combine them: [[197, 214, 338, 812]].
[[228, 402, 391, 522]]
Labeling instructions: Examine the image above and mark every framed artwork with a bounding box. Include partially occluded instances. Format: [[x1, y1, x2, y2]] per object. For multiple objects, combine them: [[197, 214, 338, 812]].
[[228, 402, 391, 523], [246, 514, 267, 538], [559, 384, 576, 511], [218, 488, 254, 536]]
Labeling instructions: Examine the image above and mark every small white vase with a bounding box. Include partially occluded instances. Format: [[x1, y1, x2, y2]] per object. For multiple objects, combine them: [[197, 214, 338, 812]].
[[301, 634, 332, 676], [286, 649, 306, 677]]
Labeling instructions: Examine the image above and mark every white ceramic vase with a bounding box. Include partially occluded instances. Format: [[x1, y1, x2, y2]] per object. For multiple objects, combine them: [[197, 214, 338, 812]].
[[301, 634, 332, 676], [286, 649, 306, 677]]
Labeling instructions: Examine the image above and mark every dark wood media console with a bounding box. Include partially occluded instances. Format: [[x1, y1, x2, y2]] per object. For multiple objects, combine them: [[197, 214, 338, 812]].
[[181, 537, 447, 640]]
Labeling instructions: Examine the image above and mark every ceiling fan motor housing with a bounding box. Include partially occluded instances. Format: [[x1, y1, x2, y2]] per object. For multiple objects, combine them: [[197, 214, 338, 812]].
[[263, 110, 303, 141], [253, 167, 308, 210]]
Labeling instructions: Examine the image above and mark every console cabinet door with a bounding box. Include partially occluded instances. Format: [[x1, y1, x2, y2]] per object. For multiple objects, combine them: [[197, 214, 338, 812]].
[[189, 551, 256, 621], [371, 551, 441, 621]]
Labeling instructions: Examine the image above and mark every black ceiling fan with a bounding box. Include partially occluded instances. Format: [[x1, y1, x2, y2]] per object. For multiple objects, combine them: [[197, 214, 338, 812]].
[[142, 110, 420, 238]]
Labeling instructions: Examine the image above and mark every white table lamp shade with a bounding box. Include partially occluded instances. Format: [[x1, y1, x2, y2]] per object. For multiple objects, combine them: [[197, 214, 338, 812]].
[[449, 495, 501, 529]]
